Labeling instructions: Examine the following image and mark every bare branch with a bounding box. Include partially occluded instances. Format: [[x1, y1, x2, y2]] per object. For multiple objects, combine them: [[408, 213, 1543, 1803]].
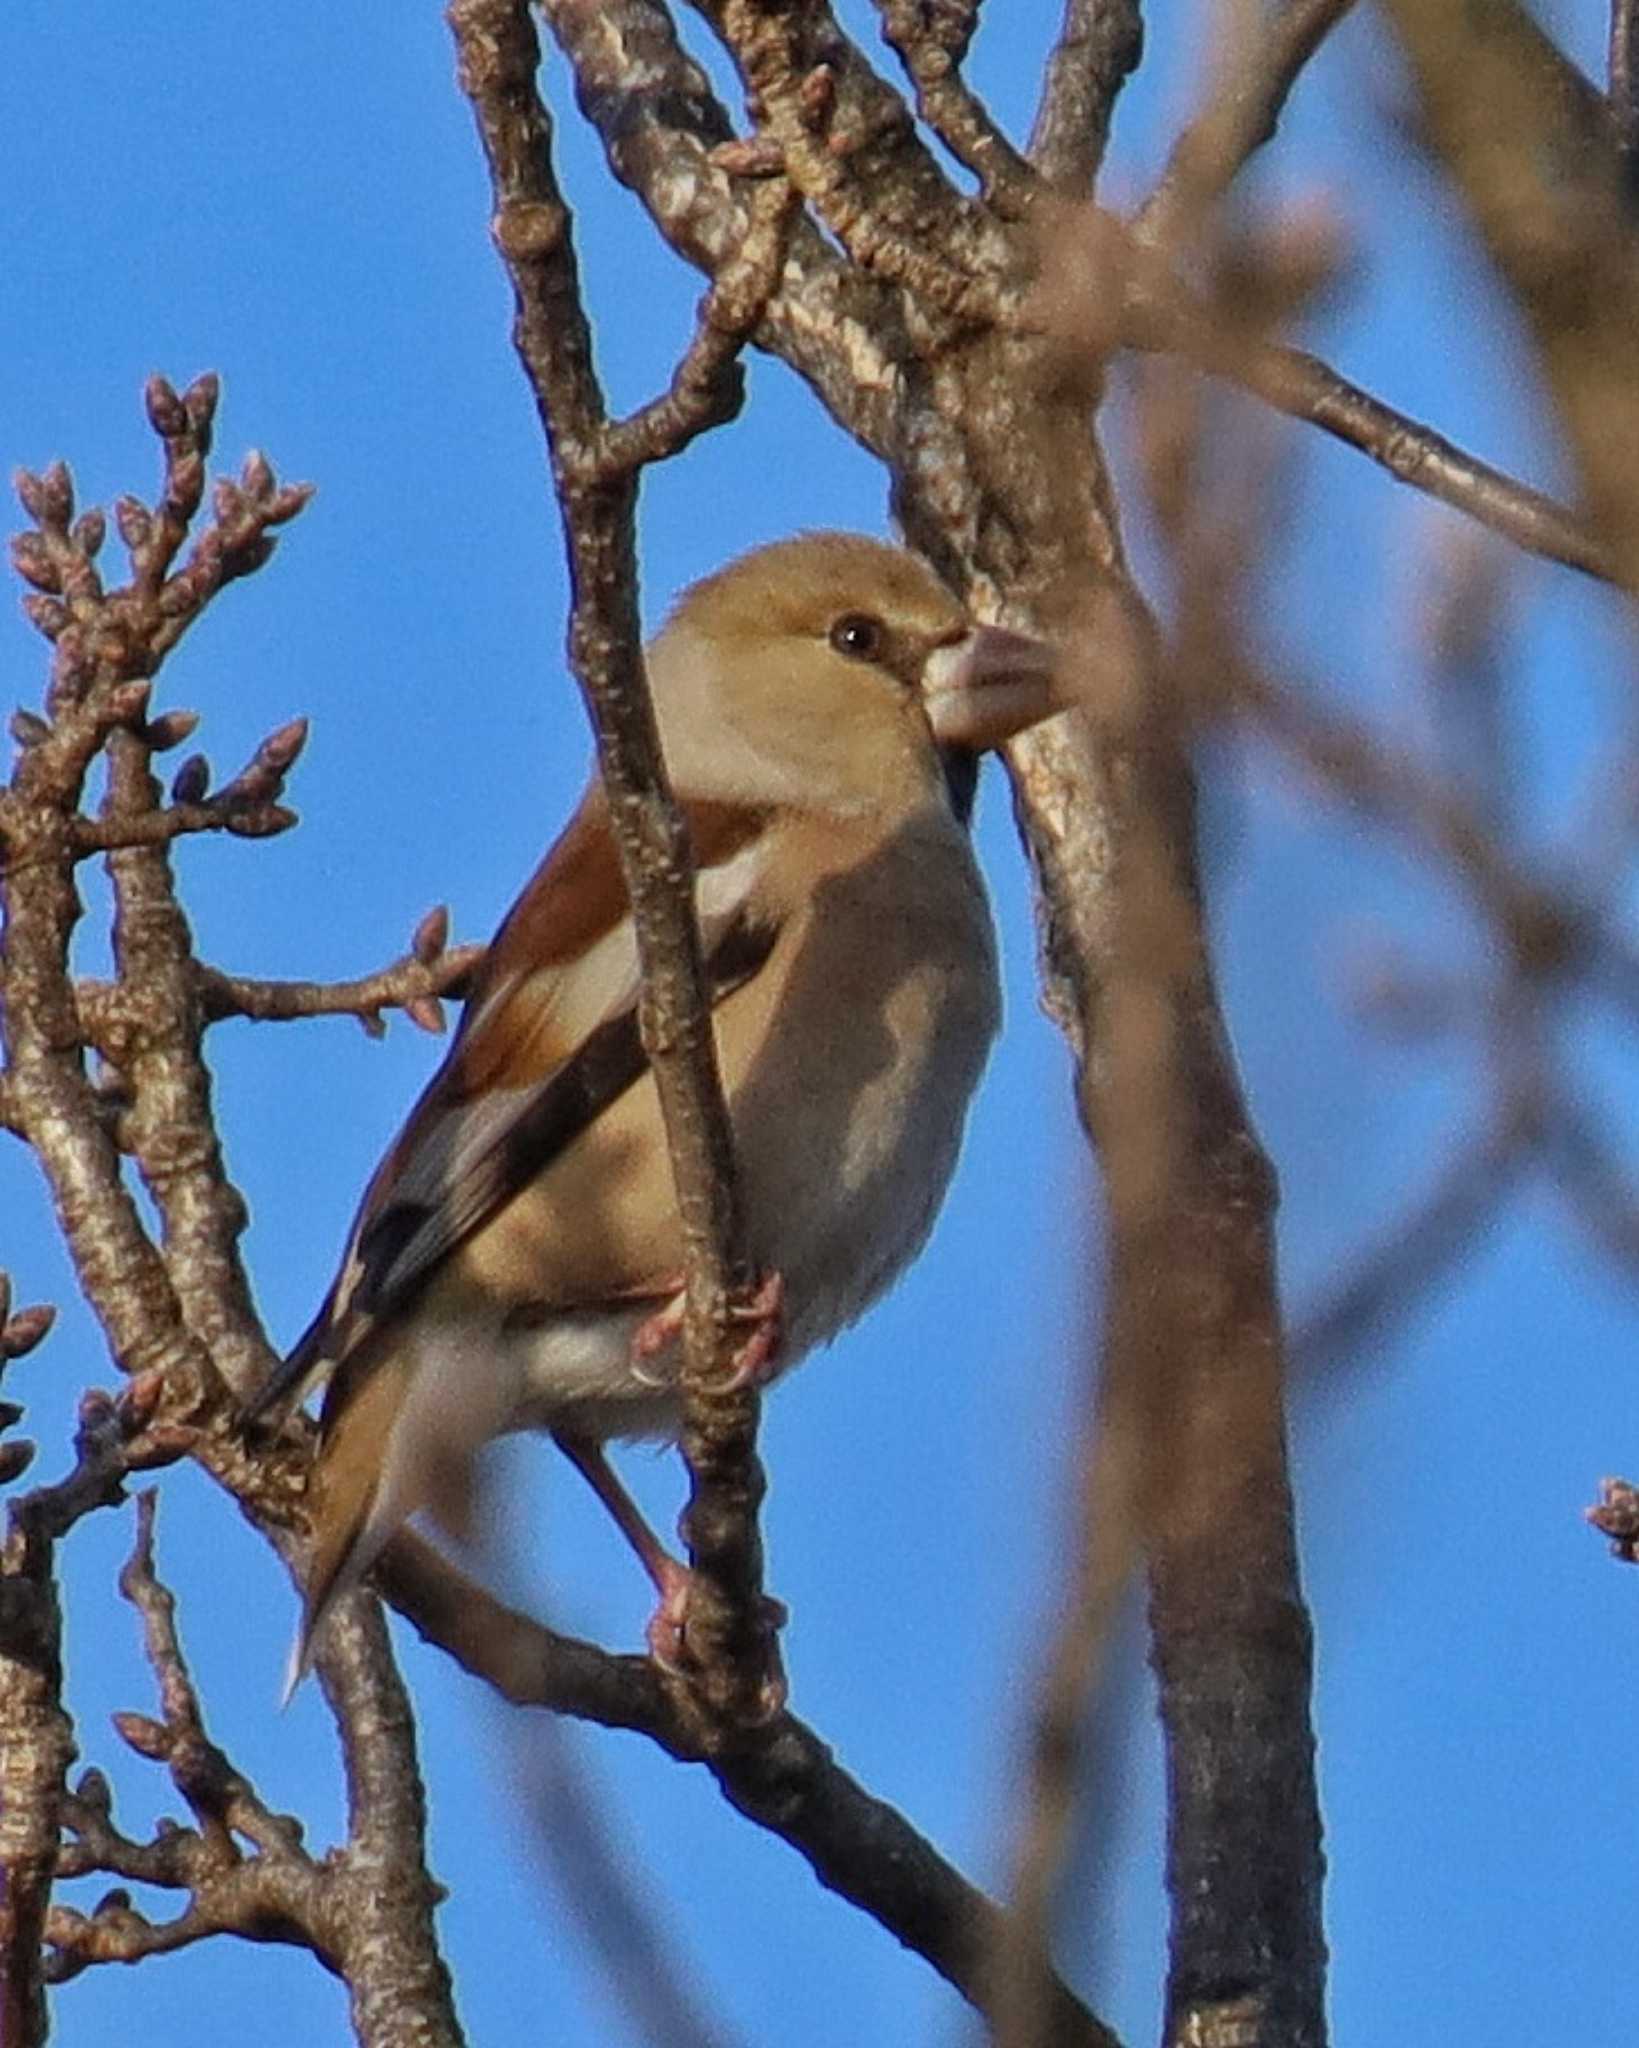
[[45, 1492, 338, 1986], [1230, 656, 1599, 976], [450, 0, 781, 1726], [376, 1542, 1119, 2046], [0, 1355, 189, 2045], [592, 173, 804, 480], [188, 942, 484, 1036], [1378, 0, 1639, 582], [1028, 0, 1145, 190], [703, 0, 1008, 323], [4, 377, 467, 2047], [1181, 324, 1613, 583], [509, 1714, 747, 2048], [875, 0, 1035, 208], [1548, 1096, 1639, 1271], [1136, 0, 1356, 250], [0, 377, 318, 1414], [537, 0, 909, 459], [68, 798, 296, 854], [1026, 648, 1326, 2048], [1002, 1336, 1144, 2048], [62, 715, 308, 854], [1040, 208, 1614, 580]]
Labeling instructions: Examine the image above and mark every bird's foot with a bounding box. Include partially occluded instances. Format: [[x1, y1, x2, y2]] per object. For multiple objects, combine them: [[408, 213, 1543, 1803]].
[[645, 1560, 789, 1719], [630, 1280, 687, 1362], [628, 1270, 785, 1391], [722, 1270, 785, 1391], [643, 1557, 695, 1671]]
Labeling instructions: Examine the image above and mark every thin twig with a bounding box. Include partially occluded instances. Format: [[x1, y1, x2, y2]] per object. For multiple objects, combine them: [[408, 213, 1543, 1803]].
[[45, 1492, 338, 1986], [508, 1713, 746, 2048], [0, 1354, 192, 2041], [68, 797, 296, 854], [1230, 658, 1592, 965], [704, 0, 1008, 325], [189, 945, 483, 1035], [536, 0, 907, 462], [1549, 1096, 1639, 1270], [1378, 0, 1639, 582], [1027, 0, 1145, 190], [592, 174, 805, 480], [1135, 0, 1358, 250], [875, 0, 1035, 209], [1002, 1332, 1144, 2047], [1293, 1119, 1532, 1373], [1098, 210, 1616, 581], [1197, 328, 1613, 583]]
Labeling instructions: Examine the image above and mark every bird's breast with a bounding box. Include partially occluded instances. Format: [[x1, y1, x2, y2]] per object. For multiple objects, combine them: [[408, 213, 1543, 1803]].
[[721, 810, 1001, 1355]]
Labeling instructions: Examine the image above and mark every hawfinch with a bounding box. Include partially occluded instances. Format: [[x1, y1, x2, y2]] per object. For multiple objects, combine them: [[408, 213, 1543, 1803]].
[[251, 532, 1061, 1682]]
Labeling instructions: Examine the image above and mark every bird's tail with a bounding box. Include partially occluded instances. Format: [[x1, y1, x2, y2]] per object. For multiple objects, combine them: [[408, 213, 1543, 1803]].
[[281, 1353, 410, 1701], [241, 1300, 338, 1436]]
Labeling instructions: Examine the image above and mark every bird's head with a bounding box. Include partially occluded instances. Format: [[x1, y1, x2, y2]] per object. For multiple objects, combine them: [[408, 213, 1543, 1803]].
[[647, 532, 1061, 814]]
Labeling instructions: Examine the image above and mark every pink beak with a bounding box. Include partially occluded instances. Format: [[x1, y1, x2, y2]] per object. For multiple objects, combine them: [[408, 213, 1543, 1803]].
[[922, 624, 1061, 751]]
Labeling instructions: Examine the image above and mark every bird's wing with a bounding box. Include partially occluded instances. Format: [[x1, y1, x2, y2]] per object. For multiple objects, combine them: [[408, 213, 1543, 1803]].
[[247, 788, 777, 1424]]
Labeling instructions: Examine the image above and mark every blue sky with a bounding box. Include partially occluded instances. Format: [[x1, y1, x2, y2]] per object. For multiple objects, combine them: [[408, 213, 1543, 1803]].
[[2, 4, 1635, 2044]]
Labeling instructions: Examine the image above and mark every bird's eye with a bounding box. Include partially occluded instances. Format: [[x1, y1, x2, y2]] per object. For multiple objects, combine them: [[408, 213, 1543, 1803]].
[[829, 613, 887, 662]]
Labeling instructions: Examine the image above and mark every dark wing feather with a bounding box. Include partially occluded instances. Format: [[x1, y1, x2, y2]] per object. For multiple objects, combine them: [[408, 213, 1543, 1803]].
[[244, 792, 776, 1427]]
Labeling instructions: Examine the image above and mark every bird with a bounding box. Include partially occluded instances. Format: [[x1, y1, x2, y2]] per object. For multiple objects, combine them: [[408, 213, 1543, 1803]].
[[248, 531, 1063, 1687]]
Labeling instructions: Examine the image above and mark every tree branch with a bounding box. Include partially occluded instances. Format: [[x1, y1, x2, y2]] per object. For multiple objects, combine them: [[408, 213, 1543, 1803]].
[[1185, 325, 1612, 582], [507, 1713, 745, 2048], [537, 0, 910, 459], [703, 0, 1007, 325], [1377, 0, 1639, 583], [450, 0, 783, 1728], [1292, 1117, 1532, 1373], [376, 1541, 1118, 2046], [1042, 207, 1615, 582], [0, 1403, 98, 2044], [1136, 0, 1357, 250], [1, 382, 465, 2048], [1028, 0, 1145, 191], [47, 1491, 339, 1986], [1611, 0, 1639, 173], [189, 918, 483, 1039], [875, 0, 1035, 208], [0, 1339, 190, 2044]]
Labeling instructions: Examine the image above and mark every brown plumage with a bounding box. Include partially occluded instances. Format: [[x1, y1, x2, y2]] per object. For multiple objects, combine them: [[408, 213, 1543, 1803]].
[[249, 532, 1063, 1686]]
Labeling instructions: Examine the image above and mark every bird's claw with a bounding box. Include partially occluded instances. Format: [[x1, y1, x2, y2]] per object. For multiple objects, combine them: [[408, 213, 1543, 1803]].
[[645, 1563, 789, 1719], [628, 1270, 786, 1392]]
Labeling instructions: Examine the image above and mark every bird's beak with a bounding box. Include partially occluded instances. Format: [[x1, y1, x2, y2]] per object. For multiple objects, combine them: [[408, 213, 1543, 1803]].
[[922, 624, 1062, 751]]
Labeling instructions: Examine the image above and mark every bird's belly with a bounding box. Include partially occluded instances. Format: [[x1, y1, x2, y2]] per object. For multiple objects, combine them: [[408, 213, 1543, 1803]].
[[505, 1306, 683, 1443], [446, 832, 1001, 1439]]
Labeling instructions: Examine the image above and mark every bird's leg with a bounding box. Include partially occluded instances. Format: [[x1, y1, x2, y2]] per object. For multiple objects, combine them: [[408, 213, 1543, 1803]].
[[551, 1429, 696, 1665], [551, 1428, 788, 1701]]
